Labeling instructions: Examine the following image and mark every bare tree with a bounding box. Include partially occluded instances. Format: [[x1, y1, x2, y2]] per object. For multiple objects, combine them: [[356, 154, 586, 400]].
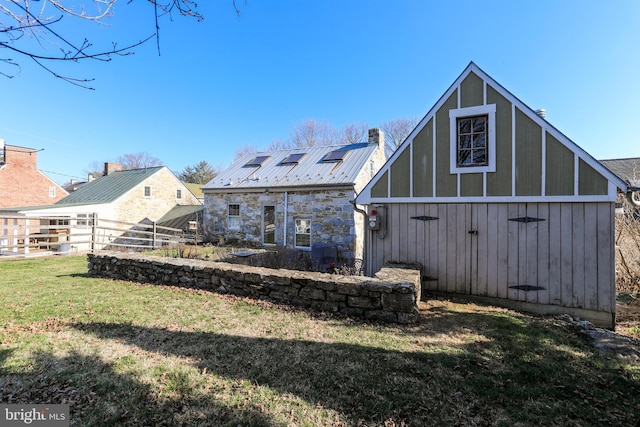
[[0, 1, 240, 88], [116, 152, 163, 169], [339, 123, 368, 145], [233, 144, 258, 160], [288, 119, 339, 148], [380, 117, 419, 157], [83, 160, 105, 179], [233, 117, 416, 159]]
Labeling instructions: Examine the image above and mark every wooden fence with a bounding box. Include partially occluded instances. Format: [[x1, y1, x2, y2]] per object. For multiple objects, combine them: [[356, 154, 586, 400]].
[[0, 214, 195, 257]]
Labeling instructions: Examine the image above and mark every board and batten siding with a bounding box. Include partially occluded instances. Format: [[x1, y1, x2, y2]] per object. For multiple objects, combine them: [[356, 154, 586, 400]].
[[367, 202, 616, 326], [363, 68, 618, 204], [357, 63, 626, 328]]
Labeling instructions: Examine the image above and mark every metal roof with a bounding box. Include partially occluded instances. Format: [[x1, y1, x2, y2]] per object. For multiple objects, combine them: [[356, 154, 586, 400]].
[[157, 205, 204, 230], [203, 143, 378, 192], [55, 166, 165, 206]]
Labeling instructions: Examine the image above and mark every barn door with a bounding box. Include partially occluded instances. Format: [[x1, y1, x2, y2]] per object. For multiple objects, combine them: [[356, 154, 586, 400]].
[[469, 203, 545, 302]]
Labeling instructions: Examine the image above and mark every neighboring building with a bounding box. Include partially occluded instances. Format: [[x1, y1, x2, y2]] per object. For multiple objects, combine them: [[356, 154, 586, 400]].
[[0, 139, 68, 208], [202, 129, 387, 262], [600, 157, 640, 208], [356, 62, 627, 328], [2, 163, 201, 252], [183, 182, 205, 204]]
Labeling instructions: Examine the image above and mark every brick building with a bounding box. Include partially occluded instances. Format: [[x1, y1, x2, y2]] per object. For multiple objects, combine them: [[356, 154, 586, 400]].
[[0, 140, 68, 208]]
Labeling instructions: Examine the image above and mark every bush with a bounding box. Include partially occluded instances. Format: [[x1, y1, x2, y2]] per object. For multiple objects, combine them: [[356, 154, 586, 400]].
[[616, 199, 640, 294]]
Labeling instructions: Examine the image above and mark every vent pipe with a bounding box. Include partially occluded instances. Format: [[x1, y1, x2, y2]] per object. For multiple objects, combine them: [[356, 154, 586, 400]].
[[535, 109, 547, 119]]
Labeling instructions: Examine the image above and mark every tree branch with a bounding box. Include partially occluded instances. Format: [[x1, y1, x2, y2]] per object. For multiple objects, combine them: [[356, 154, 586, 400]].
[[0, 1, 235, 88]]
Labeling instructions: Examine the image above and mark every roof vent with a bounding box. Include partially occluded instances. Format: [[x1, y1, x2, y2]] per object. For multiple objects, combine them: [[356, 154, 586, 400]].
[[535, 109, 546, 119]]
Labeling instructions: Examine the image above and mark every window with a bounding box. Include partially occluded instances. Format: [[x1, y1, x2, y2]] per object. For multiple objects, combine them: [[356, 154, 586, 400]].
[[322, 150, 348, 162], [280, 153, 305, 165], [295, 219, 311, 248], [77, 214, 92, 228], [48, 186, 56, 198], [244, 156, 270, 167], [176, 189, 182, 199], [457, 115, 488, 167], [144, 186, 152, 198], [449, 104, 496, 173], [228, 204, 240, 230]]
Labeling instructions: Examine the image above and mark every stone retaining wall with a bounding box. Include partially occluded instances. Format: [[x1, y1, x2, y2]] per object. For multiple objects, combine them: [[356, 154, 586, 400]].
[[87, 252, 421, 323]]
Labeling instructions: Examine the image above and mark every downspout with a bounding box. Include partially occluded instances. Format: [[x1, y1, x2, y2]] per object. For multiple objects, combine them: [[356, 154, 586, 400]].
[[350, 193, 368, 275], [627, 186, 640, 207]]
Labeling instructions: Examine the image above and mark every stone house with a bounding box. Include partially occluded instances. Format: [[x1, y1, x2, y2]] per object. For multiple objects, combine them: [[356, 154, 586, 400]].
[[2, 163, 202, 252], [202, 129, 387, 263], [0, 139, 68, 208]]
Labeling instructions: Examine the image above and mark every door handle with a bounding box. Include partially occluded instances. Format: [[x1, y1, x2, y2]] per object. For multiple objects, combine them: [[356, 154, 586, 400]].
[[468, 230, 478, 235]]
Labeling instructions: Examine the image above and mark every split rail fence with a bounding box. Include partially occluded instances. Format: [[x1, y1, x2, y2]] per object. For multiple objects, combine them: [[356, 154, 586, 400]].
[[0, 214, 195, 258]]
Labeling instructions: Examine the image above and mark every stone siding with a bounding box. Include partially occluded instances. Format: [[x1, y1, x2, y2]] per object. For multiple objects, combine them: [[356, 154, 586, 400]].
[[87, 252, 421, 324], [114, 168, 201, 224], [204, 188, 364, 259]]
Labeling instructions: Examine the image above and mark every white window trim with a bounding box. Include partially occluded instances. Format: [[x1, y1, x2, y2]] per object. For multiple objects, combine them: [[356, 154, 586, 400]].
[[77, 213, 91, 229], [449, 104, 496, 174], [228, 204, 240, 231], [48, 186, 56, 198], [294, 218, 311, 249]]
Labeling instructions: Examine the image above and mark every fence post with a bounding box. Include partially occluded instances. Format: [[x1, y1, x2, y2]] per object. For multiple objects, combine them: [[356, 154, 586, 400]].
[[153, 222, 157, 249], [91, 213, 98, 253], [24, 218, 30, 255]]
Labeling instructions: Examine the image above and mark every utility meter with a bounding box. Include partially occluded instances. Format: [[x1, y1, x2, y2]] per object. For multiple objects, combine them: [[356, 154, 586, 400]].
[[368, 209, 380, 230]]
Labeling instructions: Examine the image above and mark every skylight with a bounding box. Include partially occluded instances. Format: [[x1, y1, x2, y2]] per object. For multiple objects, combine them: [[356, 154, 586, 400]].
[[244, 155, 270, 167], [322, 150, 348, 162], [280, 153, 306, 165]]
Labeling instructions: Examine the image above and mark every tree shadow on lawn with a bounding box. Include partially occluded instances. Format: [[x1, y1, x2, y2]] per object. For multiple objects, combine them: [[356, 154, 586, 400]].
[[0, 347, 273, 427], [67, 311, 640, 427]]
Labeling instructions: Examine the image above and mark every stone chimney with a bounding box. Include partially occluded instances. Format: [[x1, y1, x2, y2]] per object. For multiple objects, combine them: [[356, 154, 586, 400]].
[[104, 162, 123, 176], [368, 128, 385, 150]]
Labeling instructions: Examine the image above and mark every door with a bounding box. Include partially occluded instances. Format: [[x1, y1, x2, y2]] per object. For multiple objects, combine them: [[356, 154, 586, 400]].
[[262, 205, 275, 245]]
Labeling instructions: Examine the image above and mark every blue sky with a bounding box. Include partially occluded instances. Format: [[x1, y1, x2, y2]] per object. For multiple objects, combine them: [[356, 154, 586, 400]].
[[1, 1, 639, 185]]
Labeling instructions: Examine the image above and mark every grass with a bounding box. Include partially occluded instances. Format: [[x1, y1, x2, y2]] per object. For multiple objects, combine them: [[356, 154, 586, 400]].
[[1, 255, 639, 426]]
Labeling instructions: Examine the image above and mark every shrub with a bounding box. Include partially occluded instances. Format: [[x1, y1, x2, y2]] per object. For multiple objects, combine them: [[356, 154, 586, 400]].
[[615, 198, 640, 294]]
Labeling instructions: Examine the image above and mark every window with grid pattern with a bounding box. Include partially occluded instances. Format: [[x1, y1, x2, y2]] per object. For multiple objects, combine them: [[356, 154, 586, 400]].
[[228, 204, 240, 230], [294, 219, 311, 248], [456, 115, 488, 167]]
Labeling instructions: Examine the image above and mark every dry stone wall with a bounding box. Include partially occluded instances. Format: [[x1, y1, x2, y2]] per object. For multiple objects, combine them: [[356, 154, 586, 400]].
[[87, 252, 421, 323]]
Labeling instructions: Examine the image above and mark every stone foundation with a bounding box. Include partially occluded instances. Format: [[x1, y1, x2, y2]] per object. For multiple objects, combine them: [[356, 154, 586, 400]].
[[87, 252, 421, 323]]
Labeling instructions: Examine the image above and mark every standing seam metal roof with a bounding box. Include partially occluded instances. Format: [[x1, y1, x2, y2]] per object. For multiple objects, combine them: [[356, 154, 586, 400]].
[[203, 143, 379, 191], [55, 166, 165, 206]]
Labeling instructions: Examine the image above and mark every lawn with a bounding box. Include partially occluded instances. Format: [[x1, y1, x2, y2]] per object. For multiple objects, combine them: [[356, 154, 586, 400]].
[[1, 255, 639, 426]]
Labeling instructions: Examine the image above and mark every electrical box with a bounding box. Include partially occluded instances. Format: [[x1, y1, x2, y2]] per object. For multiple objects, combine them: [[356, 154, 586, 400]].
[[368, 209, 380, 230]]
